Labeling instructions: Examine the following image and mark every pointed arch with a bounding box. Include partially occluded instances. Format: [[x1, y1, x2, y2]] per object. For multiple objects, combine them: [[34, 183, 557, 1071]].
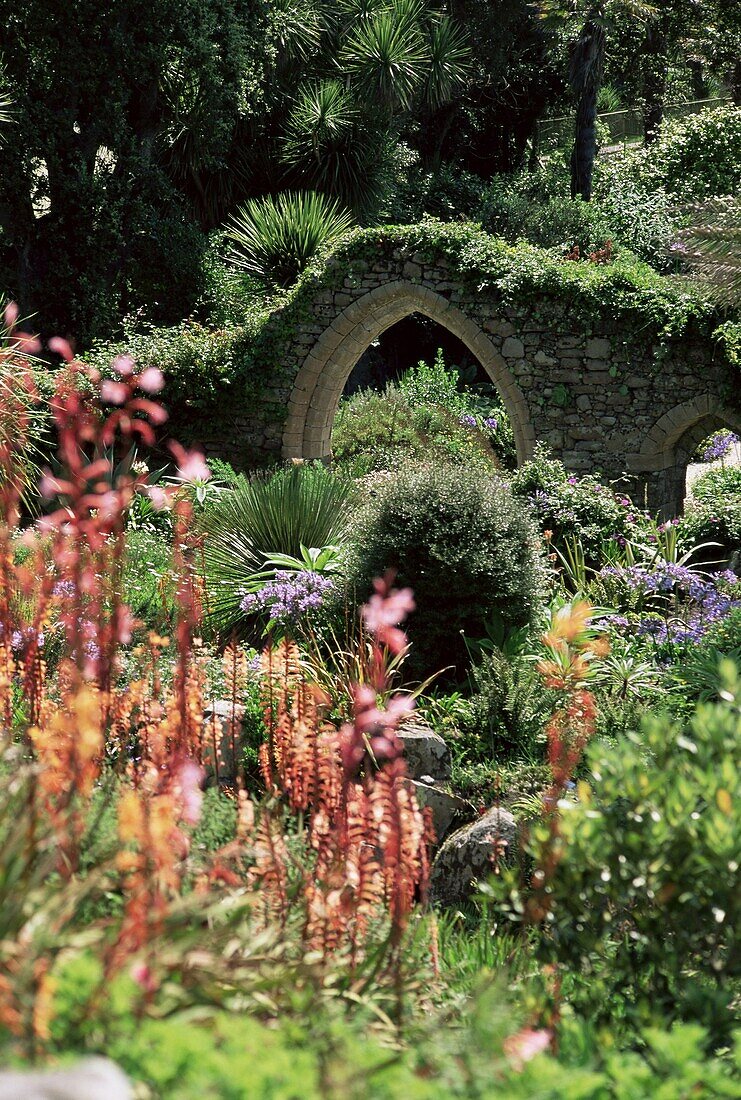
[[633, 395, 741, 470], [628, 395, 741, 516], [281, 281, 535, 464]]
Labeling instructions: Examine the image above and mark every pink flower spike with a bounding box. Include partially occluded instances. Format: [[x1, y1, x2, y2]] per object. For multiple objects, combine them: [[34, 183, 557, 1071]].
[[113, 354, 135, 376], [504, 1028, 552, 1072], [146, 485, 170, 511], [3, 302, 18, 330], [48, 336, 74, 361], [178, 760, 205, 825], [138, 366, 164, 394], [16, 333, 42, 355], [131, 962, 158, 994], [39, 473, 60, 499], [176, 449, 211, 483], [100, 380, 128, 405]]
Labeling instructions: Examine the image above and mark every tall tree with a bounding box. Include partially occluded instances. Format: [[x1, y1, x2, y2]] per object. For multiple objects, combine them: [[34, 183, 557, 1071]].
[[0, 0, 272, 342], [542, 2, 651, 201]]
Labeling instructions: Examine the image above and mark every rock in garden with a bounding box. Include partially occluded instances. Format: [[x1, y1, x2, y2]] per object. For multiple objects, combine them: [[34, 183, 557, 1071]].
[[398, 719, 451, 780], [0, 1057, 131, 1100], [203, 699, 246, 784], [409, 779, 468, 842], [429, 806, 518, 908]]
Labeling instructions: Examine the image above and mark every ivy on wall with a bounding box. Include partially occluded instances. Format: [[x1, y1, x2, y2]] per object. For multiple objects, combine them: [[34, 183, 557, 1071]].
[[83, 222, 739, 432]]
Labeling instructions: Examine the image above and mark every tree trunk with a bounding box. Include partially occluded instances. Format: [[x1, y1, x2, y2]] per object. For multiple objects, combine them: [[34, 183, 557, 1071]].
[[688, 58, 708, 101], [570, 17, 606, 202], [642, 19, 668, 144]]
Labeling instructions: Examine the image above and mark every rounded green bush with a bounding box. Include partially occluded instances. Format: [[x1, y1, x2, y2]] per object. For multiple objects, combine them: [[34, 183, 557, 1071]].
[[647, 104, 741, 201], [349, 463, 547, 680], [680, 464, 741, 562]]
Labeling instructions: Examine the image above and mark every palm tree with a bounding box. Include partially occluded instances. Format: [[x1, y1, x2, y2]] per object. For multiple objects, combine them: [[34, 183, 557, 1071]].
[[568, 6, 606, 200], [0, 61, 12, 140], [541, 2, 651, 201]]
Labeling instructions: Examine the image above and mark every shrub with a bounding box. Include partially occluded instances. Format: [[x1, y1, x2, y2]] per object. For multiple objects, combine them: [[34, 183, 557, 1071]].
[[494, 661, 741, 1044], [226, 191, 354, 288], [349, 463, 547, 680], [332, 383, 499, 476], [645, 104, 741, 202], [693, 430, 740, 464], [463, 650, 552, 762], [478, 181, 613, 256], [592, 157, 682, 271], [201, 464, 355, 637], [680, 464, 741, 562], [510, 445, 642, 561]]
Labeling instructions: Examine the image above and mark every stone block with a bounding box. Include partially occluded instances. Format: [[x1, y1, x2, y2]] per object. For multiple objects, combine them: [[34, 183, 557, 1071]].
[[0, 1058, 131, 1100], [203, 699, 247, 783], [533, 349, 557, 367], [585, 337, 611, 358], [429, 807, 518, 907], [502, 336, 525, 359], [402, 260, 423, 279], [399, 721, 451, 780], [410, 780, 467, 843]]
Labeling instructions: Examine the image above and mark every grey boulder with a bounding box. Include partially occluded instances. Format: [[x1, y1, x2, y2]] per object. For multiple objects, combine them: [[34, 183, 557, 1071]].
[[429, 806, 518, 907], [0, 1057, 131, 1100]]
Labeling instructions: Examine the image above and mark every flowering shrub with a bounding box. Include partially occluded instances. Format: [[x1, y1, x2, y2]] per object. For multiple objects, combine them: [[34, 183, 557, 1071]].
[[595, 561, 740, 648], [680, 463, 741, 563], [332, 377, 500, 476], [697, 429, 740, 463], [511, 445, 647, 560]]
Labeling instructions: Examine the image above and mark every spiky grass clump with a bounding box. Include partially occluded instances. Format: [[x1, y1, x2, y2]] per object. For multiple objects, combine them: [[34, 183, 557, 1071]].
[[226, 190, 353, 288], [201, 464, 355, 637]]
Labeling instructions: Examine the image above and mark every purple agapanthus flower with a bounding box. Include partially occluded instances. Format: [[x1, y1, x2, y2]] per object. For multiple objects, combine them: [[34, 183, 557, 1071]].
[[240, 570, 336, 628], [459, 413, 477, 428], [702, 431, 739, 463], [484, 417, 498, 430]]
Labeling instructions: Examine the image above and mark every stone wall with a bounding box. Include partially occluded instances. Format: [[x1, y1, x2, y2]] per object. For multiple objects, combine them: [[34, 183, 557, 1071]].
[[196, 240, 739, 516]]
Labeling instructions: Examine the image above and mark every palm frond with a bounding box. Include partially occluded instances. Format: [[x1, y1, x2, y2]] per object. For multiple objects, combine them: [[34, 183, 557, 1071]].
[[340, 6, 428, 112], [424, 15, 471, 109], [674, 197, 741, 308]]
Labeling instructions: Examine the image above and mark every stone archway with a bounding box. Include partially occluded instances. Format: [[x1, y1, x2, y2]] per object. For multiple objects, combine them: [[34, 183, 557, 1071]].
[[629, 395, 741, 515], [281, 281, 536, 465]]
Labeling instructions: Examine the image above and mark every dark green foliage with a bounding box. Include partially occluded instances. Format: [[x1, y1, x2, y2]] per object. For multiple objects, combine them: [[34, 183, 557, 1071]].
[[0, 0, 270, 343], [281, 80, 392, 217], [201, 465, 355, 637], [464, 651, 552, 762], [493, 665, 741, 1045], [478, 182, 613, 255], [349, 463, 547, 680]]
